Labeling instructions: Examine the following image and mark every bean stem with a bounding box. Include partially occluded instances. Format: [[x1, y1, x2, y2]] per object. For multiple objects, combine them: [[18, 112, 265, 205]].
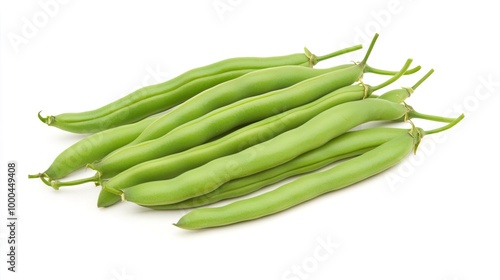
[[28, 173, 51, 187], [412, 69, 434, 90], [315, 44, 363, 62], [37, 111, 53, 125], [371, 58, 413, 91], [51, 173, 100, 190], [424, 114, 465, 135], [365, 64, 421, 75], [360, 33, 378, 65], [409, 111, 458, 123]]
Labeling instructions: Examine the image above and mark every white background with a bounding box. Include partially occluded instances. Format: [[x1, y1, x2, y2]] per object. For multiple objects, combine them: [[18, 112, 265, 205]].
[[1, 1, 499, 279]]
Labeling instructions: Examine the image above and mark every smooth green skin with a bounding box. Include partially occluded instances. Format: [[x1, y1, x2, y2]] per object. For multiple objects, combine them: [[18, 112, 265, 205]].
[[102, 84, 372, 197], [97, 187, 122, 207], [128, 64, 352, 145], [50, 52, 318, 123], [39, 65, 361, 187], [93, 63, 367, 178], [378, 88, 413, 103], [98, 58, 414, 205], [41, 46, 363, 133], [100, 61, 413, 205], [149, 128, 409, 210], [175, 130, 419, 230], [123, 99, 409, 206], [34, 116, 158, 181], [42, 69, 250, 133], [378, 69, 434, 103], [127, 62, 421, 145]]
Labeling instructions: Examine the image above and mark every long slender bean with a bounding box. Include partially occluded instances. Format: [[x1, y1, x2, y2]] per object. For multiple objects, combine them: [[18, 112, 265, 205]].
[[28, 116, 158, 183], [149, 127, 410, 210], [30, 46, 363, 183], [174, 129, 420, 229], [38, 46, 363, 133], [174, 116, 464, 229], [122, 98, 411, 206], [89, 34, 381, 178], [93, 59, 411, 201]]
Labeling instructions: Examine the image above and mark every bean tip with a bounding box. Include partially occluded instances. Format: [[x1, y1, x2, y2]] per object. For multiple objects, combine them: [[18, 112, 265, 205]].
[[28, 173, 40, 179], [37, 111, 53, 125], [172, 222, 191, 230]]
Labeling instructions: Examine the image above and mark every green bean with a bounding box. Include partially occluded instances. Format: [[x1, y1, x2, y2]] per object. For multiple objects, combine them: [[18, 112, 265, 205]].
[[89, 34, 381, 178], [149, 127, 410, 210], [30, 45, 366, 185], [28, 116, 158, 184], [129, 55, 420, 146], [34, 62, 342, 185], [133, 50, 373, 147], [175, 130, 419, 229], [122, 98, 412, 206], [378, 69, 434, 103], [376, 69, 457, 123], [93, 58, 411, 203], [174, 115, 464, 230], [38, 45, 363, 133], [149, 106, 455, 210], [127, 63, 351, 145], [97, 188, 121, 208], [39, 70, 245, 133]]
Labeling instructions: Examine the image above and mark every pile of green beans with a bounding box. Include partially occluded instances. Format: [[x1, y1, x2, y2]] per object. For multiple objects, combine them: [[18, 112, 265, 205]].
[[31, 43, 366, 182], [38, 46, 361, 133], [30, 33, 464, 230]]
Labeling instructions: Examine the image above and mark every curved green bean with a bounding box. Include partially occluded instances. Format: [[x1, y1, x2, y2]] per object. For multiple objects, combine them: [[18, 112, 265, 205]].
[[39, 45, 363, 133], [28, 116, 158, 183], [126, 64, 350, 145], [174, 129, 420, 229], [122, 98, 410, 206], [174, 116, 464, 229], [39, 70, 247, 133], [378, 69, 434, 103], [93, 60, 411, 206], [30, 46, 365, 184], [93, 65, 364, 177], [130, 60, 420, 145], [97, 61, 410, 201], [149, 127, 410, 210], [90, 34, 381, 178]]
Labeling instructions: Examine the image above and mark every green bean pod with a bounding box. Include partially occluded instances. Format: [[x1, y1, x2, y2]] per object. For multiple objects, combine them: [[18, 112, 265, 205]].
[[95, 58, 412, 200], [149, 127, 410, 210], [31, 59, 363, 184], [174, 115, 465, 230], [92, 66, 364, 177], [129, 64, 421, 146], [378, 69, 434, 103], [126, 64, 350, 145], [100, 87, 369, 195], [28, 116, 158, 183], [90, 35, 381, 178], [39, 70, 246, 133], [174, 129, 421, 229], [97, 188, 122, 208], [375, 69, 456, 124], [122, 98, 411, 206], [127, 45, 377, 145], [97, 75, 406, 206], [38, 45, 363, 133], [129, 65, 422, 146]]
